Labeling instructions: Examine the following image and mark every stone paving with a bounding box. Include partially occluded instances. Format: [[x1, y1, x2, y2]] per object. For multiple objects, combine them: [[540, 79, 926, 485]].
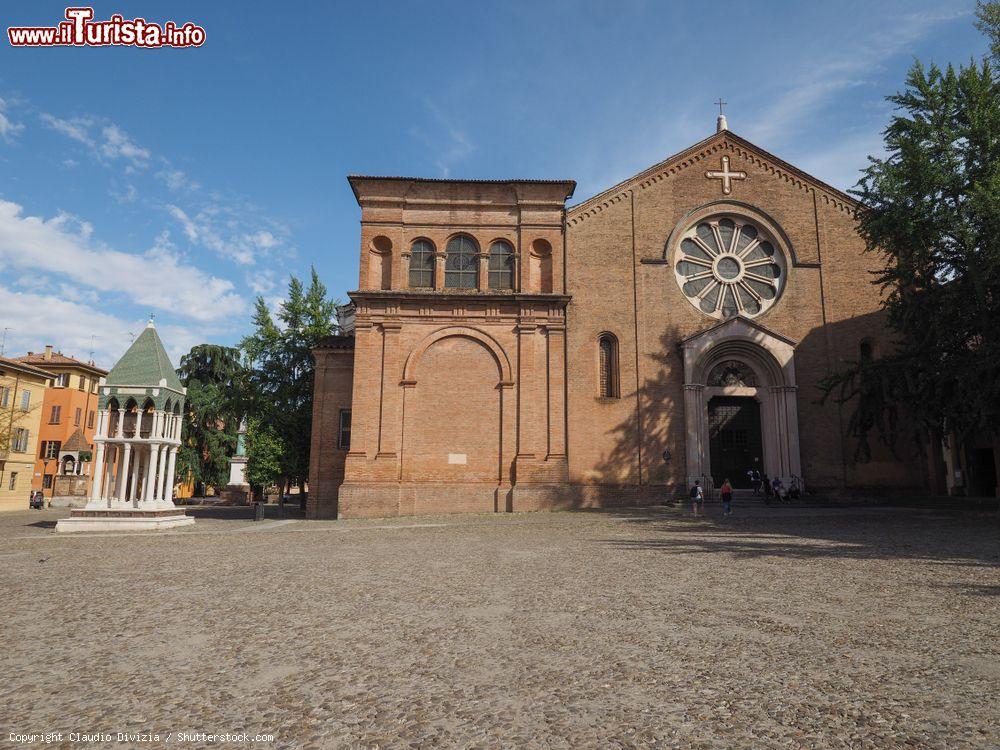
[[1, 504, 998, 749]]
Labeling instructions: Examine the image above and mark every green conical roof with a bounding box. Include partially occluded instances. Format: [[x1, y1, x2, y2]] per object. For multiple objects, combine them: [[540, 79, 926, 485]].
[[105, 322, 183, 391]]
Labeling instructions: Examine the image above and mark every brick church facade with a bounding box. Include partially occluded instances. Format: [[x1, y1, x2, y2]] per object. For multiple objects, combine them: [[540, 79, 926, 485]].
[[307, 124, 930, 519]]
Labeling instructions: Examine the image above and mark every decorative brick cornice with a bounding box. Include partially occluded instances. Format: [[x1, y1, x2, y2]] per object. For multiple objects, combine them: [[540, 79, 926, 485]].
[[567, 130, 859, 227]]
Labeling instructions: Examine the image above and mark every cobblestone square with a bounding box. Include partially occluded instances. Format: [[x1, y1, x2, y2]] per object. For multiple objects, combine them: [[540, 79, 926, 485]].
[[2, 505, 998, 749]]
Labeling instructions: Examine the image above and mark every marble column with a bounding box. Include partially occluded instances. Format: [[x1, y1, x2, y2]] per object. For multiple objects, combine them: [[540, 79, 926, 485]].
[[116, 443, 131, 502], [89, 441, 106, 501], [103, 446, 116, 501], [144, 443, 161, 503], [129, 446, 142, 502], [164, 447, 178, 503], [155, 442, 170, 501]]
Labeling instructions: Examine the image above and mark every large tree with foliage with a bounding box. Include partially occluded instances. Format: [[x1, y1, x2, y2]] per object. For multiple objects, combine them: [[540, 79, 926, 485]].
[[240, 268, 338, 500], [823, 45, 1000, 460], [243, 418, 284, 501], [176, 344, 246, 496], [978, 1, 1000, 64]]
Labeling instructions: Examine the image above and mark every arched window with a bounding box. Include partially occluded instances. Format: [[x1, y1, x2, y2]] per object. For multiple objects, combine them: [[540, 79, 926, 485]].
[[409, 239, 435, 288], [445, 235, 479, 289], [488, 241, 515, 290], [598, 334, 620, 398]]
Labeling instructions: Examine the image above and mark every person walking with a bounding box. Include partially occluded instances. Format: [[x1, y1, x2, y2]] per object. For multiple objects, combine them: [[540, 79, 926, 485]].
[[751, 469, 762, 496], [772, 475, 785, 501], [720, 478, 733, 516], [689, 480, 704, 517]]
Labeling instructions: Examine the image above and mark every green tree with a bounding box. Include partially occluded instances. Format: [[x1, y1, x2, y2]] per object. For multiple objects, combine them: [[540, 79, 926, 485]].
[[176, 344, 246, 496], [243, 418, 284, 500], [823, 55, 1000, 461], [240, 268, 338, 502], [977, 1, 1000, 64]]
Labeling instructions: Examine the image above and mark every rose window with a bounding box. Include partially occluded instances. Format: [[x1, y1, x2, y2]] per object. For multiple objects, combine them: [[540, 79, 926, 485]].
[[673, 216, 786, 319]]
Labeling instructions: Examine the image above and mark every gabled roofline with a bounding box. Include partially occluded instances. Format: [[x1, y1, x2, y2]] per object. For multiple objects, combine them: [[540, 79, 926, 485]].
[[568, 129, 860, 218], [679, 315, 799, 348]]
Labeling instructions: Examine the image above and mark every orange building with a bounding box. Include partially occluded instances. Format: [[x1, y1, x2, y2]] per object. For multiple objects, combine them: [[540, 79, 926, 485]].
[[17, 346, 108, 502]]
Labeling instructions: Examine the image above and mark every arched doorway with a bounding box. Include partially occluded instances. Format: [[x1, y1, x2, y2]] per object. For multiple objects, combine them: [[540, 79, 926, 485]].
[[708, 396, 763, 488], [680, 317, 802, 490]]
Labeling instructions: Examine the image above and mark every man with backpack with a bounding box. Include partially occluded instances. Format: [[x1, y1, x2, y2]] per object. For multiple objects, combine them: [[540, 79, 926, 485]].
[[690, 480, 704, 517]]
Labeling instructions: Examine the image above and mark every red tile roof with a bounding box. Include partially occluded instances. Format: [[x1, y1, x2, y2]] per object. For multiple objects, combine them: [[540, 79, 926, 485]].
[[16, 351, 108, 376]]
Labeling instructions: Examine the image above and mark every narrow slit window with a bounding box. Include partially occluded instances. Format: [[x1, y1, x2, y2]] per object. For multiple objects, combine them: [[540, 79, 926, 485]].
[[598, 335, 620, 398]]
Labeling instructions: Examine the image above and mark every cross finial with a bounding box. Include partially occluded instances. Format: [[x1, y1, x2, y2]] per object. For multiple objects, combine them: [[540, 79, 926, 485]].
[[714, 98, 729, 133], [146, 313, 155, 328]]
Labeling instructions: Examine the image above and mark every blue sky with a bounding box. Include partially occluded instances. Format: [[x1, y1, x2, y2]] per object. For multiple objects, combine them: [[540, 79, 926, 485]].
[[0, 0, 986, 368]]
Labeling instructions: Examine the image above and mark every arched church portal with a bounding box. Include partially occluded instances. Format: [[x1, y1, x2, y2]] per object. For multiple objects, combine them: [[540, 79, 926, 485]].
[[681, 318, 802, 489]]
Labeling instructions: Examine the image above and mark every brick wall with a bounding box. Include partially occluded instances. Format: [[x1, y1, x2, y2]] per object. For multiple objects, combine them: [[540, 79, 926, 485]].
[[307, 343, 354, 518], [312, 131, 926, 519]]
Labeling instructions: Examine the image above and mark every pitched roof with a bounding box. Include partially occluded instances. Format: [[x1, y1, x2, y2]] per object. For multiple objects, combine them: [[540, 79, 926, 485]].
[[568, 129, 859, 220], [17, 351, 108, 376], [62, 428, 89, 452], [105, 322, 183, 391], [0, 355, 52, 380]]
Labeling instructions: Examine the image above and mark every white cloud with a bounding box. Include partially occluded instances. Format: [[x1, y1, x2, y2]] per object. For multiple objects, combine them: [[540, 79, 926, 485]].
[[414, 98, 475, 177], [0, 285, 141, 368], [246, 268, 276, 295], [167, 204, 199, 242], [0, 286, 219, 369], [40, 114, 150, 170], [99, 124, 150, 167], [250, 230, 277, 250], [0, 199, 245, 323], [165, 203, 287, 266], [746, 8, 970, 146], [157, 165, 199, 192], [794, 131, 889, 192], [0, 98, 24, 142], [40, 113, 94, 146], [113, 183, 139, 204], [38, 104, 289, 268]]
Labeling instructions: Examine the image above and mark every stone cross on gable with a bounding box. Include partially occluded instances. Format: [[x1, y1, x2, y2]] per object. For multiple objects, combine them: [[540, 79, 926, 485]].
[[705, 155, 747, 195]]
